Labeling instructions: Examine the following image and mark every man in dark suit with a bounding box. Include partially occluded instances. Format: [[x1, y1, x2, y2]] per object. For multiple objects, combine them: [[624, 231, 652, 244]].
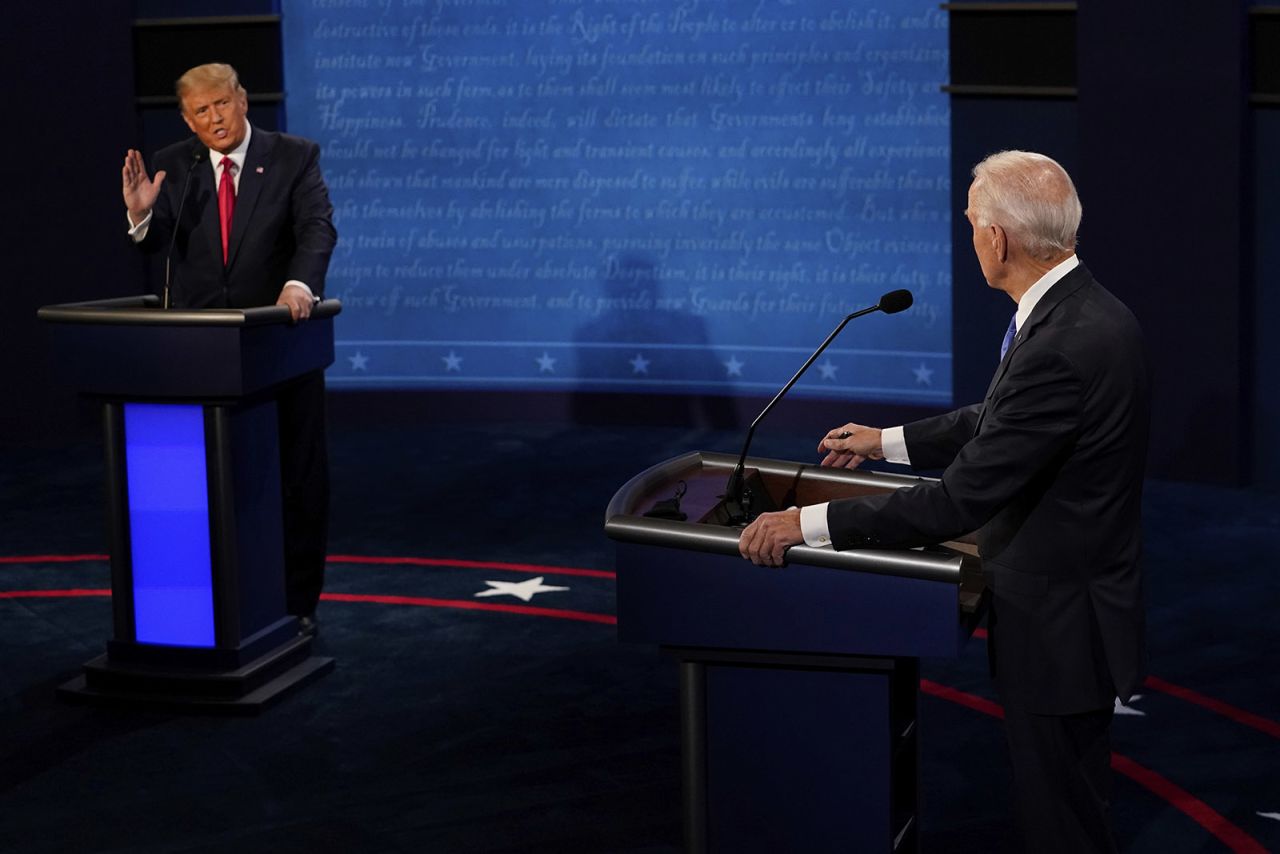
[[739, 151, 1149, 853], [121, 63, 337, 633]]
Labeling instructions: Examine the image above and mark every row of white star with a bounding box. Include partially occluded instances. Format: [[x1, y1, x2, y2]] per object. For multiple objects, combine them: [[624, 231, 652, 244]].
[[347, 350, 938, 385]]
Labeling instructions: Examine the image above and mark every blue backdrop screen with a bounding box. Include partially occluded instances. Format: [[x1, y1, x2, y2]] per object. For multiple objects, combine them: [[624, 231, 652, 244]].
[[282, 1, 951, 403]]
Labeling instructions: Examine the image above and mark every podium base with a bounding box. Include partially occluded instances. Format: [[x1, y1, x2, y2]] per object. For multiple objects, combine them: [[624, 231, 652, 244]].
[[56, 635, 335, 715]]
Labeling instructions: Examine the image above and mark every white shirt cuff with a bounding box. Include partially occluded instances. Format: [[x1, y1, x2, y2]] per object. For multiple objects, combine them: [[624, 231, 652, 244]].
[[881, 425, 911, 465], [800, 503, 832, 547], [283, 281, 316, 300], [127, 211, 151, 243]]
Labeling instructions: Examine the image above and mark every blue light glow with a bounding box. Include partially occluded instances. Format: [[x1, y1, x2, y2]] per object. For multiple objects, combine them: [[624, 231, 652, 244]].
[[124, 403, 215, 647]]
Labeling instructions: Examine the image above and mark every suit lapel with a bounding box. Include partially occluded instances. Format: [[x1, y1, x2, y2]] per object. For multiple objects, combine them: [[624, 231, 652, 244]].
[[973, 264, 1093, 435], [226, 127, 274, 269]]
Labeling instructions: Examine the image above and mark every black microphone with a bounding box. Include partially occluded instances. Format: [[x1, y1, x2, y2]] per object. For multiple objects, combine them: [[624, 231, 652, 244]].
[[162, 149, 205, 309], [721, 288, 914, 525]]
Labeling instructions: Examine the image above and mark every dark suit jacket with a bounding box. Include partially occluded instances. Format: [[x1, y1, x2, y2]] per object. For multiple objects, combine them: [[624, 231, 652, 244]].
[[140, 126, 336, 308], [826, 263, 1150, 714]]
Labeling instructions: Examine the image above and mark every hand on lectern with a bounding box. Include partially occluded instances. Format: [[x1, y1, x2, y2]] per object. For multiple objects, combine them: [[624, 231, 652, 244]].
[[277, 286, 316, 322], [122, 149, 165, 227], [818, 423, 884, 470], [739, 507, 803, 567]]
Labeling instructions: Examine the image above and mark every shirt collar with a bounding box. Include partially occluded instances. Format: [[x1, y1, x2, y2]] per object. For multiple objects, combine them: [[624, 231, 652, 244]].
[[207, 121, 251, 171], [1015, 254, 1079, 331]]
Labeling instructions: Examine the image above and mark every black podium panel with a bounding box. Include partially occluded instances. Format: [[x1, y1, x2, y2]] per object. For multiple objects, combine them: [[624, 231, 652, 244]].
[[606, 451, 985, 853], [39, 295, 340, 712], [705, 662, 894, 851], [40, 296, 337, 399], [616, 542, 964, 658]]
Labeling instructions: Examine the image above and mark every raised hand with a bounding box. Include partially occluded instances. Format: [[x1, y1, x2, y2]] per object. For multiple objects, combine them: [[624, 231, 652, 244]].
[[122, 149, 165, 225]]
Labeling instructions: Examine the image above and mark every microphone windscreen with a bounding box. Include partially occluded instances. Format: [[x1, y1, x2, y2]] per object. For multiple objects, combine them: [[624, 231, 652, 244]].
[[878, 289, 913, 314]]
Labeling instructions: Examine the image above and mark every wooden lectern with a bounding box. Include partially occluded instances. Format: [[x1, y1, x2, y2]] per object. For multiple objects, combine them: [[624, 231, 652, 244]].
[[605, 451, 986, 853], [38, 295, 339, 713]]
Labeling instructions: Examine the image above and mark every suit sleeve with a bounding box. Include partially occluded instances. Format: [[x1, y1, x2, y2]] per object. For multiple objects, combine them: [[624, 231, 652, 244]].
[[827, 346, 1082, 549], [286, 141, 337, 295], [901, 403, 983, 470]]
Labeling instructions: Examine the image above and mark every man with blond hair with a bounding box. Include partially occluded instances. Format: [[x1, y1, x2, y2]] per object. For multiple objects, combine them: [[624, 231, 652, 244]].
[[740, 151, 1149, 853], [121, 62, 337, 634]]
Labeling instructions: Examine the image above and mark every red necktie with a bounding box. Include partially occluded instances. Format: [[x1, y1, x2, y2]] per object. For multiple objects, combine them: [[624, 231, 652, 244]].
[[218, 156, 236, 265]]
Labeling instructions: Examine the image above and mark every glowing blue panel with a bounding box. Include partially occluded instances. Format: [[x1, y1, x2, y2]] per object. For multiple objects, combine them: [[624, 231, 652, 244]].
[[124, 403, 215, 647]]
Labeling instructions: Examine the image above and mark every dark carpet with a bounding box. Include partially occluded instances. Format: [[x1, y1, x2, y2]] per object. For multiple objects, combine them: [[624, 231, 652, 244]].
[[1, 422, 1278, 853]]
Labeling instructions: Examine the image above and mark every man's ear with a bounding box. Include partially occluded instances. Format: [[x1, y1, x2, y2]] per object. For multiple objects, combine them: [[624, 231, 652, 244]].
[[991, 224, 1009, 263]]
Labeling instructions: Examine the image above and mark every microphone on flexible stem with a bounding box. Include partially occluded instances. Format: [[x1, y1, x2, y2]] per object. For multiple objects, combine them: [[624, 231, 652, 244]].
[[162, 149, 205, 310], [721, 288, 914, 526]]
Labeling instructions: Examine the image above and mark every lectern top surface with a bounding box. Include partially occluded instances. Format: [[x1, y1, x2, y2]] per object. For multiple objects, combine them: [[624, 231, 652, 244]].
[[605, 451, 981, 586], [37, 296, 340, 399], [37, 296, 342, 327]]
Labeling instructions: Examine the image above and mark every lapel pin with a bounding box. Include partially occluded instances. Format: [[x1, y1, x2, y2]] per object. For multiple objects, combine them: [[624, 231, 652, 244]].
[[255, 166, 264, 174]]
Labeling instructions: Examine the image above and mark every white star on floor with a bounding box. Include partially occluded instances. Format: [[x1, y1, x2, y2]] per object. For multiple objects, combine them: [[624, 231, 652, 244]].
[[724, 355, 744, 377], [817, 359, 838, 381], [913, 363, 934, 386], [1114, 695, 1146, 716], [629, 353, 651, 375], [348, 351, 369, 371], [474, 576, 570, 603], [536, 352, 557, 373], [442, 351, 463, 372]]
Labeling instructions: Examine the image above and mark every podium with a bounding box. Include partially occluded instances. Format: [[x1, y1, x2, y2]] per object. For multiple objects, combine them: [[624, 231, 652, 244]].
[[38, 295, 339, 712], [605, 452, 986, 853]]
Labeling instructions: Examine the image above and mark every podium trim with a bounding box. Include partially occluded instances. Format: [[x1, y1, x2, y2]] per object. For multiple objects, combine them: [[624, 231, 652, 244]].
[[605, 451, 967, 584], [37, 296, 341, 327]]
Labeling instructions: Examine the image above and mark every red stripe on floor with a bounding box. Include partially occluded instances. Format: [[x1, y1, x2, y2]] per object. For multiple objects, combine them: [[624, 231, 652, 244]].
[[0, 588, 110, 598], [1110, 754, 1269, 854], [0, 554, 615, 580], [0, 588, 615, 626], [920, 678, 1267, 853], [920, 678, 1004, 718], [0, 584, 1268, 850], [0, 555, 108, 564], [1143, 675, 1280, 740], [326, 554, 615, 579], [967, 627, 1280, 738], [320, 592, 617, 625]]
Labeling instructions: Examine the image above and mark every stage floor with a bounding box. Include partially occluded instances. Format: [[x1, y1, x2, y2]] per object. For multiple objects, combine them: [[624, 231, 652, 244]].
[[1, 422, 1277, 853]]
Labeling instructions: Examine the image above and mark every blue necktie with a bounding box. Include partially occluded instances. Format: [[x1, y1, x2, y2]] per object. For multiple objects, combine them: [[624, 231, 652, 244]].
[[999, 314, 1018, 361]]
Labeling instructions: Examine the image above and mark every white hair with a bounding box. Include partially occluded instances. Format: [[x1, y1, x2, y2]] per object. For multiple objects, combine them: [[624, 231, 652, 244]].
[[970, 150, 1081, 261]]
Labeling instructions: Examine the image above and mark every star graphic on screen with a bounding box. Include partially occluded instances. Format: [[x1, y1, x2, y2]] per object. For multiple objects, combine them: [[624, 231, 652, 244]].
[[817, 359, 839, 381], [629, 353, 651, 375], [348, 351, 369, 371], [724, 355, 745, 377], [442, 351, 463, 372], [474, 576, 570, 603], [913, 363, 934, 386], [536, 352, 557, 373]]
